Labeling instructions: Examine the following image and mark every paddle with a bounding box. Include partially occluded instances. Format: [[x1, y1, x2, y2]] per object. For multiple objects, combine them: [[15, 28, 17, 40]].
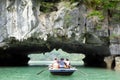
[[37, 67, 48, 75], [77, 69, 88, 76]]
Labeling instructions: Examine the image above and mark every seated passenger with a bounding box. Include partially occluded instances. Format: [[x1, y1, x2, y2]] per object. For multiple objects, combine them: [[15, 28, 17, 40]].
[[51, 58, 59, 69], [59, 58, 66, 68], [65, 58, 70, 68], [53, 58, 58, 63]]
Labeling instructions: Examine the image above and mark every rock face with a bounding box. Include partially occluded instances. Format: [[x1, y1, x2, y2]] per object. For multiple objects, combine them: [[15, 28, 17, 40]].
[[115, 57, 120, 70], [0, 0, 120, 67], [0, 0, 38, 41], [104, 56, 114, 69], [0, 0, 110, 41]]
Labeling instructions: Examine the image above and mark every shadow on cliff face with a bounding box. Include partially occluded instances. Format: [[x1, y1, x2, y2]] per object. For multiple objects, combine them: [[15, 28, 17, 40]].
[[0, 36, 110, 67], [0, 48, 30, 66], [0, 44, 110, 67]]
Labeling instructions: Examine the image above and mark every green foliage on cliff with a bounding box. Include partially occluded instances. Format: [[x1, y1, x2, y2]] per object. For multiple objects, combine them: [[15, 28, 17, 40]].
[[35, 0, 60, 13], [37, 0, 80, 13], [83, 0, 120, 31], [40, 2, 57, 13], [62, 0, 80, 3], [82, 0, 119, 10], [39, 0, 79, 3], [87, 10, 104, 20]]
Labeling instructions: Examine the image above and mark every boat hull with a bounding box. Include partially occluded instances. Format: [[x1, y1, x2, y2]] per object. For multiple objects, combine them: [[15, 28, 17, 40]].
[[50, 71, 74, 75], [49, 68, 77, 75]]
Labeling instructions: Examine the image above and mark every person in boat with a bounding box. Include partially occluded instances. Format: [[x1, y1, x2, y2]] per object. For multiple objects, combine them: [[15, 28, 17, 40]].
[[53, 58, 58, 63], [51, 58, 59, 69], [65, 58, 70, 68], [59, 58, 67, 68]]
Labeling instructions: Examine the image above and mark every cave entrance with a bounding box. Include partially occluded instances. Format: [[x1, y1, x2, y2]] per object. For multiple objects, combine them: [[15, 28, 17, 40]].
[[28, 49, 85, 66]]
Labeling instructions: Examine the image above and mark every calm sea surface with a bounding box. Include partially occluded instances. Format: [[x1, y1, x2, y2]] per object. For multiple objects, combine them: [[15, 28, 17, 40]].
[[0, 66, 120, 80]]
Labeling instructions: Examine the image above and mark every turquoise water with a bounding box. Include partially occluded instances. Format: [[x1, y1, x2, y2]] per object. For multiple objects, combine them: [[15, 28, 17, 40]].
[[0, 66, 120, 80]]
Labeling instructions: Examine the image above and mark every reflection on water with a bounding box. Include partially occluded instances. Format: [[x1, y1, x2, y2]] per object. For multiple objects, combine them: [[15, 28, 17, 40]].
[[49, 74, 75, 80], [0, 66, 120, 80]]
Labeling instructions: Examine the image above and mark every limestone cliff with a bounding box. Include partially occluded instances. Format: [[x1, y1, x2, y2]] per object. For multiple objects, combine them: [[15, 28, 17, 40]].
[[0, 0, 108, 42], [0, 0, 120, 67]]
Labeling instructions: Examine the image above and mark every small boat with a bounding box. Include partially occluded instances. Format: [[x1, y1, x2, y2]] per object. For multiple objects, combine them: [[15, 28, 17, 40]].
[[49, 67, 77, 75]]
